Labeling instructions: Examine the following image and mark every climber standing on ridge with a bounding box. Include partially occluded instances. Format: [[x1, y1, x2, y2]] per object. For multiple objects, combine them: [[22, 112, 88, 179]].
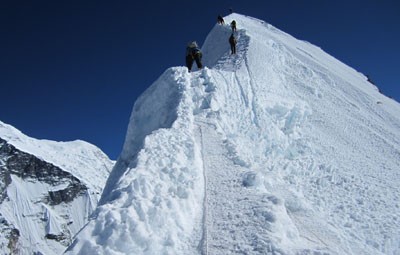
[[231, 20, 237, 32], [229, 34, 237, 54], [185, 41, 203, 72], [217, 15, 225, 24]]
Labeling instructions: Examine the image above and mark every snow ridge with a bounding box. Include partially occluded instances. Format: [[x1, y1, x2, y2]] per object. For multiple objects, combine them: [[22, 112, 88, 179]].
[[68, 13, 400, 255], [68, 68, 205, 254]]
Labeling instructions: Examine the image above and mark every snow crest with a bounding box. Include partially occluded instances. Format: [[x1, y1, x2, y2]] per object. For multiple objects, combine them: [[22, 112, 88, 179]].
[[68, 68, 205, 254], [68, 13, 400, 255]]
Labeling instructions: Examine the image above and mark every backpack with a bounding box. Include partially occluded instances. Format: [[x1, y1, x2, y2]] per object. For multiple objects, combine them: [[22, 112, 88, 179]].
[[192, 47, 201, 56], [189, 41, 198, 48]]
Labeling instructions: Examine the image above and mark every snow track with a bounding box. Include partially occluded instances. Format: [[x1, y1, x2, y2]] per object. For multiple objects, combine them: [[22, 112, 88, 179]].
[[197, 123, 208, 255], [191, 69, 308, 254], [195, 119, 271, 254]]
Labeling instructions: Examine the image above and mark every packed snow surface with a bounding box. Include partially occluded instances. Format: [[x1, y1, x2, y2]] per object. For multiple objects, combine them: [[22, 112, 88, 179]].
[[68, 14, 400, 254]]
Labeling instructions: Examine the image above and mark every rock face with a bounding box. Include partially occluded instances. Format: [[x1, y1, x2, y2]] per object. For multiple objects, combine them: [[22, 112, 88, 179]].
[[0, 122, 114, 255], [0, 215, 19, 254], [1, 138, 87, 205]]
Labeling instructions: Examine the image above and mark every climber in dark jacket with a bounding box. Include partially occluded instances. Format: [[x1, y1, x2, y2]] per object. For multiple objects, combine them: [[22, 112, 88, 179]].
[[186, 41, 203, 72], [229, 34, 237, 54], [231, 20, 237, 32], [186, 46, 194, 72], [217, 15, 225, 25]]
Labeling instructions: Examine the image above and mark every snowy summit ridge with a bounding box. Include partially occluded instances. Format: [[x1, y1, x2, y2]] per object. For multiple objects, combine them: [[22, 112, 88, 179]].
[[68, 13, 400, 255]]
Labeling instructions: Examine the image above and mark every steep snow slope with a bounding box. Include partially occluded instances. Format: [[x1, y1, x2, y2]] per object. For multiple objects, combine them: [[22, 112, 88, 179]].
[[68, 13, 400, 254], [0, 120, 114, 254]]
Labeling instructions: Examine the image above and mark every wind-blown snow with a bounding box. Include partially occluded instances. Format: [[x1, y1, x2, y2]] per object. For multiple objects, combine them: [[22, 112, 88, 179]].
[[68, 13, 400, 255]]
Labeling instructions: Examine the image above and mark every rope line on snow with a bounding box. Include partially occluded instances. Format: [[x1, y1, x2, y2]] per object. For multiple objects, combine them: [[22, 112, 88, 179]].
[[198, 124, 208, 255]]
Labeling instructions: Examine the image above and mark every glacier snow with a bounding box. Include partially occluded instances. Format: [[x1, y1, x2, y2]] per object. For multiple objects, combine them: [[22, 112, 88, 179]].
[[68, 13, 400, 255]]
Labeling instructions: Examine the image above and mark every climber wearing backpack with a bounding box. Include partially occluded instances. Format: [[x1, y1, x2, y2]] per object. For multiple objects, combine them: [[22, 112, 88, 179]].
[[231, 20, 237, 32], [229, 34, 237, 54], [217, 15, 225, 25], [186, 41, 203, 72]]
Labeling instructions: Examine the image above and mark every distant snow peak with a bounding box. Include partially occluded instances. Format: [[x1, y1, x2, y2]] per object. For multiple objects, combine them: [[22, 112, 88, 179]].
[[0, 121, 113, 254], [68, 13, 400, 255]]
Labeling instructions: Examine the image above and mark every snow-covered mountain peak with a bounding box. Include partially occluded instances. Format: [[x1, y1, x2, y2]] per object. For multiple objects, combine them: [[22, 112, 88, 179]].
[[0, 120, 114, 254], [0, 120, 112, 192], [68, 13, 400, 255]]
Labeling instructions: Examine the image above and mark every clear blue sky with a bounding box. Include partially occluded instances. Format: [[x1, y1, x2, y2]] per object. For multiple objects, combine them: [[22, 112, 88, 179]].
[[1, 0, 399, 159]]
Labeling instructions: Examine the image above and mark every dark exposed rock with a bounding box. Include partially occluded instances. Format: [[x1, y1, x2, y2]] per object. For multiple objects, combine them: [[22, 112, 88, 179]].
[[0, 139, 12, 203], [0, 137, 92, 253], [0, 137, 87, 205], [0, 120, 113, 255], [0, 213, 20, 255], [48, 183, 87, 205], [45, 233, 67, 242], [8, 228, 20, 254]]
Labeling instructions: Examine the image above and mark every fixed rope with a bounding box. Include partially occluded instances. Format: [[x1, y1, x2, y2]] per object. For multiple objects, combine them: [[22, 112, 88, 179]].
[[198, 124, 208, 255]]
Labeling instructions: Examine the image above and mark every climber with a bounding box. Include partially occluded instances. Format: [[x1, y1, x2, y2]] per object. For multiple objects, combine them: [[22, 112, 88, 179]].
[[186, 41, 203, 72], [217, 15, 225, 25], [229, 34, 237, 54], [231, 20, 237, 32]]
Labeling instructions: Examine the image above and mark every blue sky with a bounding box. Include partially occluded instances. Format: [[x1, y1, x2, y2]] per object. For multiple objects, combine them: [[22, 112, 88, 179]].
[[1, 0, 399, 159]]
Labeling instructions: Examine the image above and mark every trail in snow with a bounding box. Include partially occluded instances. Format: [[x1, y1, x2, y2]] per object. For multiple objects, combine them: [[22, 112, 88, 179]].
[[190, 70, 329, 254], [192, 67, 275, 253], [196, 119, 275, 254], [196, 121, 209, 255]]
